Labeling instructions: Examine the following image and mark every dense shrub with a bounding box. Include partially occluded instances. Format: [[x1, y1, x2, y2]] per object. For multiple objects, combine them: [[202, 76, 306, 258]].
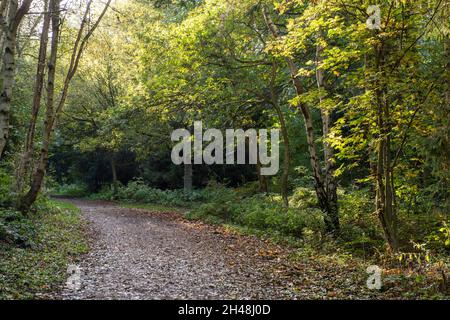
[[90, 181, 326, 239], [52, 183, 90, 198], [187, 193, 324, 238], [0, 209, 36, 247], [0, 200, 88, 299], [289, 187, 318, 209], [0, 168, 15, 208], [0, 166, 38, 246], [61, 178, 449, 259], [336, 189, 384, 252], [90, 180, 237, 208]]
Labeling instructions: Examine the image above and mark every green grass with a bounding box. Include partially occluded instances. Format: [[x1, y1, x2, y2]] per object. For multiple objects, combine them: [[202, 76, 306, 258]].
[[50, 199, 80, 211], [0, 199, 88, 300]]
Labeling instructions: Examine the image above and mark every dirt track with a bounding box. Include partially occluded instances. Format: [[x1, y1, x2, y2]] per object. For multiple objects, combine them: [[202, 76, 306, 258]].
[[58, 200, 299, 300]]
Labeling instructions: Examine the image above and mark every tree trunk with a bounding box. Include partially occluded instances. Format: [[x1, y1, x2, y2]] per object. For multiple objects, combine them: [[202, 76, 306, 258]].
[[316, 44, 339, 232], [375, 134, 399, 252], [0, 29, 16, 158], [0, 1, 8, 56], [445, 32, 450, 110], [0, 0, 33, 159], [0, 0, 19, 159], [184, 163, 193, 191], [373, 44, 399, 252], [262, 6, 338, 234], [16, 0, 50, 192], [20, 0, 60, 212], [256, 158, 268, 193], [270, 64, 290, 208], [110, 155, 118, 195], [20, 0, 111, 211]]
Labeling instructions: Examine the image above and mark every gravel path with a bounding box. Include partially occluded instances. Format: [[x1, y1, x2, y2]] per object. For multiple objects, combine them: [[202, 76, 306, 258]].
[[59, 200, 299, 300]]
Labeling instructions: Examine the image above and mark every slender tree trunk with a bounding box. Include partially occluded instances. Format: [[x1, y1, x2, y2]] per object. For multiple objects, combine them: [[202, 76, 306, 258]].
[[110, 155, 118, 195], [445, 31, 450, 110], [270, 64, 290, 207], [256, 159, 269, 193], [373, 44, 399, 252], [262, 6, 338, 233], [20, 0, 111, 211], [16, 0, 50, 192], [184, 163, 193, 191], [316, 44, 339, 231], [0, 1, 8, 55], [0, 0, 33, 159], [256, 154, 269, 192], [20, 0, 60, 211], [375, 120, 399, 251], [0, 0, 19, 159]]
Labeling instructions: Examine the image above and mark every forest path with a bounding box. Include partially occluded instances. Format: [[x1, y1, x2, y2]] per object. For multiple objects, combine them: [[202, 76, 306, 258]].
[[57, 199, 300, 300]]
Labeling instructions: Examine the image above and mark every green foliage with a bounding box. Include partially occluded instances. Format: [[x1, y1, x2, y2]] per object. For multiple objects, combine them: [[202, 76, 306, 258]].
[[187, 192, 325, 238], [0, 209, 36, 247], [3, 0, 448, 292], [337, 189, 384, 253], [51, 183, 90, 198], [424, 220, 450, 253], [0, 200, 88, 299], [289, 187, 318, 209], [0, 168, 14, 208], [437, 222, 450, 248], [91, 180, 236, 208]]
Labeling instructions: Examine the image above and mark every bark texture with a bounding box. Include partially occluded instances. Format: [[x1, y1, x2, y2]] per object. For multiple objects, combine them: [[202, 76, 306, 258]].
[[0, 0, 33, 158]]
